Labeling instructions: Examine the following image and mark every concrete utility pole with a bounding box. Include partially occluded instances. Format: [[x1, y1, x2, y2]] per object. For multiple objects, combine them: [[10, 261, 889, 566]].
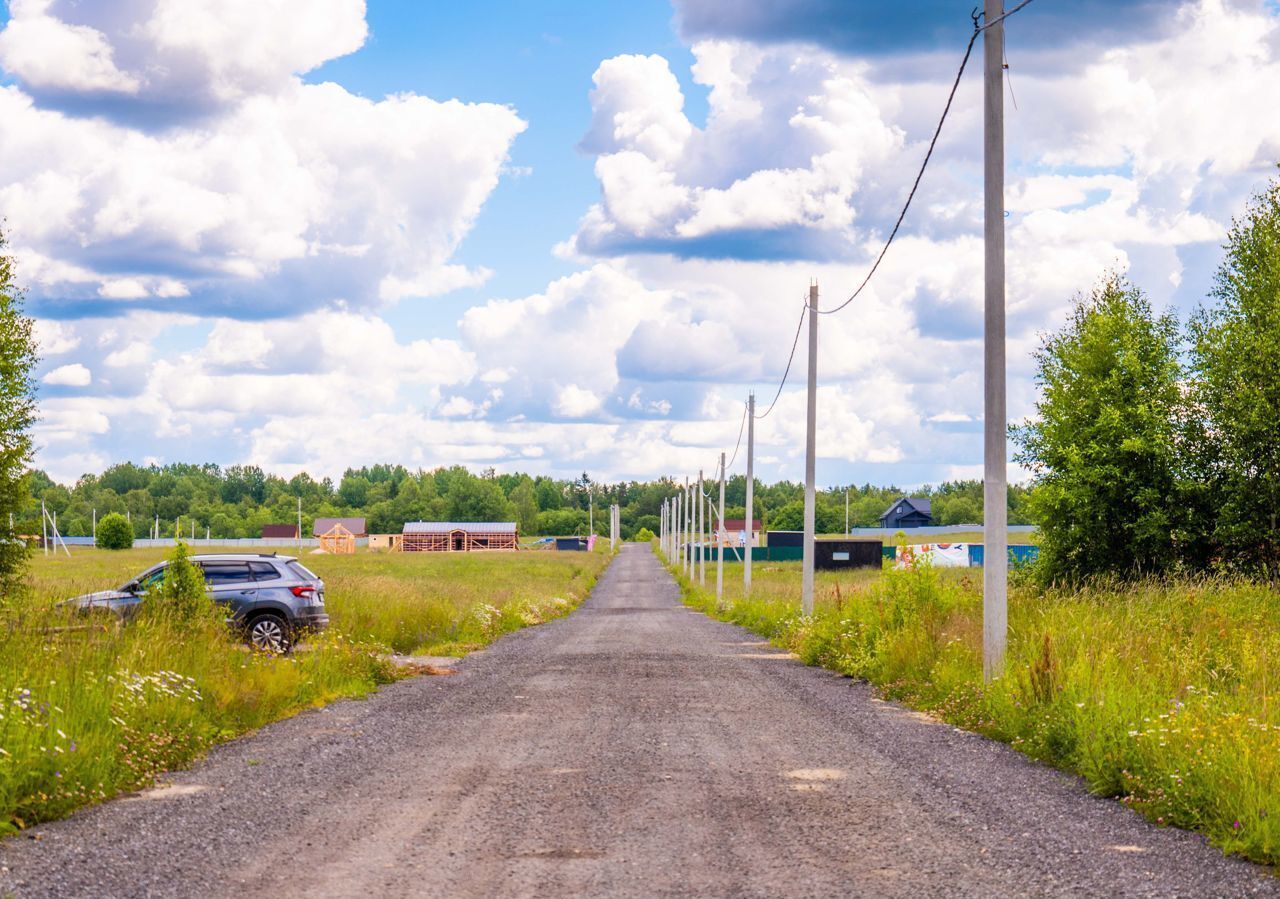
[[297, 496, 303, 552], [745, 392, 755, 595], [983, 0, 1008, 682], [845, 488, 849, 535], [41, 500, 47, 556], [802, 281, 819, 616], [684, 478, 691, 576], [716, 452, 726, 606], [697, 469, 706, 587], [92, 508, 96, 542]]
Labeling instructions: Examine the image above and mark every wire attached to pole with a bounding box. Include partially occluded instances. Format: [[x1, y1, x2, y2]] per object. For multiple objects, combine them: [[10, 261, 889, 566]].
[[754, 300, 807, 419], [818, 0, 1038, 317]]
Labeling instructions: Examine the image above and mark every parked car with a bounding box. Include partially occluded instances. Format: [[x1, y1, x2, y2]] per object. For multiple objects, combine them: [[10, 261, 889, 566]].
[[63, 553, 329, 651]]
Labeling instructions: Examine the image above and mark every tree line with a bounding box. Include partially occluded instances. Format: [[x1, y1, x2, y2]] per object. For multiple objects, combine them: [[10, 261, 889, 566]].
[[17, 461, 1034, 544]]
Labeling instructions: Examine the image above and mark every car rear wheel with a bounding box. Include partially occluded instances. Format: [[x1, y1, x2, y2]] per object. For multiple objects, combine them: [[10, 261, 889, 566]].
[[246, 613, 291, 653]]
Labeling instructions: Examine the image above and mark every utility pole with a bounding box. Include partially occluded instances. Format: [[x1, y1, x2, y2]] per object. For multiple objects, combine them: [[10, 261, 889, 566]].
[[697, 469, 706, 587], [684, 478, 691, 576], [41, 500, 47, 556], [845, 488, 849, 535], [716, 452, 726, 606], [745, 392, 755, 595], [297, 496, 303, 552], [802, 280, 819, 616], [92, 508, 97, 542], [983, 0, 1008, 682]]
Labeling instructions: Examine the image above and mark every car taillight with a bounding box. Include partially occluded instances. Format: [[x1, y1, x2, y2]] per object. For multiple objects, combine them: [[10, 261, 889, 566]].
[[290, 585, 316, 599]]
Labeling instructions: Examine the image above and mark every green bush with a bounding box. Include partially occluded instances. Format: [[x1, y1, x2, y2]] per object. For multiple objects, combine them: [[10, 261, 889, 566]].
[[95, 512, 133, 550], [142, 541, 217, 628], [634, 527, 655, 542]]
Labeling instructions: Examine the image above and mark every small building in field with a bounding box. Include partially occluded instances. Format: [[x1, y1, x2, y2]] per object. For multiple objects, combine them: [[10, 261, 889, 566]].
[[402, 521, 519, 552], [313, 517, 367, 538], [317, 522, 356, 555], [879, 497, 933, 529], [261, 524, 298, 539], [368, 534, 403, 552], [722, 518, 762, 547]]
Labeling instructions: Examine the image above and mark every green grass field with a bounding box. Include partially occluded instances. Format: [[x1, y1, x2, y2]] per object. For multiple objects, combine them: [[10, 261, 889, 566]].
[[0, 543, 611, 833], [670, 552, 1280, 866]]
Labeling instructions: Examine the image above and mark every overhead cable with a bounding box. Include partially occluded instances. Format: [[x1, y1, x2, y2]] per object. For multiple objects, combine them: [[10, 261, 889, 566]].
[[754, 301, 807, 419], [818, 0, 1039, 317]]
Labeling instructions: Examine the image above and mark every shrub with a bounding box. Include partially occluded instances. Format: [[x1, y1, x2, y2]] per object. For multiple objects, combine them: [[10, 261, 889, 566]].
[[635, 527, 655, 542], [95, 512, 133, 550], [142, 541, 218, 629]]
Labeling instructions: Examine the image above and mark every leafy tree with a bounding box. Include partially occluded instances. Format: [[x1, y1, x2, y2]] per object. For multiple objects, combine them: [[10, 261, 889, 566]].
[[0, 230, 37, 590], [1013, 275, 1190, 581], [635, 527, 655, 542], [1190, 176, 1280, 574], [96, 512, 134, 550], [509, 479, 540, 535]]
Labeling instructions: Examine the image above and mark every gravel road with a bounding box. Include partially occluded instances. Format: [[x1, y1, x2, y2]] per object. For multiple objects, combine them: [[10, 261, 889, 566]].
[[3, 544, 1277, 898]]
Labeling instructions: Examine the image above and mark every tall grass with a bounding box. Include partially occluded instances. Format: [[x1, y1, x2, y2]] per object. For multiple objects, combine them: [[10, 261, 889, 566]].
[[672, 554, 1280, 865], [0, 544, 610, 833]]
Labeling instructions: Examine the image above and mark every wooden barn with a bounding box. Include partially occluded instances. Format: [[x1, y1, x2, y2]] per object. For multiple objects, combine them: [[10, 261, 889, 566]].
[[879, 498, 933, 529], [402, 521, 518, 553]]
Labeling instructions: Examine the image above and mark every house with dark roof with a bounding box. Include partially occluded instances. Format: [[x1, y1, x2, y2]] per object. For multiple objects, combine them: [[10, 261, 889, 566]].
[[261, 524, 298, 539], [313, 517, 367, 538], [880, 497, 933, 529]]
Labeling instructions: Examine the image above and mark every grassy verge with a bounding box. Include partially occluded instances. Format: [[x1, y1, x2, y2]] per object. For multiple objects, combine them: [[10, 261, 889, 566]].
[[0, 543, 611, 833], [666, 550, 1280, 866]]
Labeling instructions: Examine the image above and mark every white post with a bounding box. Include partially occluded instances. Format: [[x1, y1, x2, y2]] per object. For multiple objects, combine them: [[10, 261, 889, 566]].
[[92, 508, 97, 541], [41, 500, 48, 556], [297, 496, 303, 552], [684, 478, 691, 576], [697, 469, 705, 587], [745, 392, 755, 595], [845, 488, 849, 535], [984, 0, 1008, 682], [716, 452, 726, 606], [802, 280, 819, 616]]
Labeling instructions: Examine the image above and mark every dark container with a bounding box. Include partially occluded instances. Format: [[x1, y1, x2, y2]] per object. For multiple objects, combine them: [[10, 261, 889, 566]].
[[766, 530, 804, 548], [555, 537, 587, 552], [813, 539, 882, 570]]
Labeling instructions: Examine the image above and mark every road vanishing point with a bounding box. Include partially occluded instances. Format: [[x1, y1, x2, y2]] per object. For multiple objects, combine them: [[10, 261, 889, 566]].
[[2, 545, 1277, 898]]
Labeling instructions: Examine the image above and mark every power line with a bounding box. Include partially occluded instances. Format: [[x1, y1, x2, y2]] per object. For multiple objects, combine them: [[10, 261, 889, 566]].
[[754, 300, 807, 419], [818, 0, 1039, 317], [982, 0, 1038, 32], [724, 401, 748, 471]]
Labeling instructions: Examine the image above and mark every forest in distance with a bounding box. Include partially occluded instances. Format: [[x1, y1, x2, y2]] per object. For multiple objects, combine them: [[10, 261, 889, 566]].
[[18, 462, 1036, 541]]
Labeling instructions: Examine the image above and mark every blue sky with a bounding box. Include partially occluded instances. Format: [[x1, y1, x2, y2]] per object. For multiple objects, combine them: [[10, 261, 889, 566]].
[[2, 0, 1278, 488]]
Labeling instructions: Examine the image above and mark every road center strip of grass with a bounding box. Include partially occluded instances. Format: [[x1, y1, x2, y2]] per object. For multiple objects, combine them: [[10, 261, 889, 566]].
[[0, 544, 611, 834], [664, 549, 1280, 866]]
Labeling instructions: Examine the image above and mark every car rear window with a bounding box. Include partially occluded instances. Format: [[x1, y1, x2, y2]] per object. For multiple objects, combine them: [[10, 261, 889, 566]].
[[248, 561, 282, 581], [286, 561, 318, 581], [199, 562, 252, 585]]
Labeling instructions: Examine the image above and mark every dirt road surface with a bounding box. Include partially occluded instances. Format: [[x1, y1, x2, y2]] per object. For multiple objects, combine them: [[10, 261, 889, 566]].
[[2, 544, 1277, 897]]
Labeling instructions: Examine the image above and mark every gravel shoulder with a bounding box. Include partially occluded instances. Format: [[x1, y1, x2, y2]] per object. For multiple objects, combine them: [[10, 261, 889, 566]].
[[2, 544, 1277, 898]]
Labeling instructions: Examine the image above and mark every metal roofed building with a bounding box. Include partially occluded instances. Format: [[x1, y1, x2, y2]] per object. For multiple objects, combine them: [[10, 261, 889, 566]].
[[401, 521, 519, 552]]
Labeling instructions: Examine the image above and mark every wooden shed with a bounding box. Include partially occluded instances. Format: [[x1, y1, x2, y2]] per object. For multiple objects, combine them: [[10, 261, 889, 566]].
[[402, 522, 518, 552], [318, 522, 356, 555]]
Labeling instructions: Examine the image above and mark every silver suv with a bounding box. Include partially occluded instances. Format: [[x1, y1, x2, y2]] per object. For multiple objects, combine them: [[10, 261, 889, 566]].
[[65, 553, 329, 651]]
